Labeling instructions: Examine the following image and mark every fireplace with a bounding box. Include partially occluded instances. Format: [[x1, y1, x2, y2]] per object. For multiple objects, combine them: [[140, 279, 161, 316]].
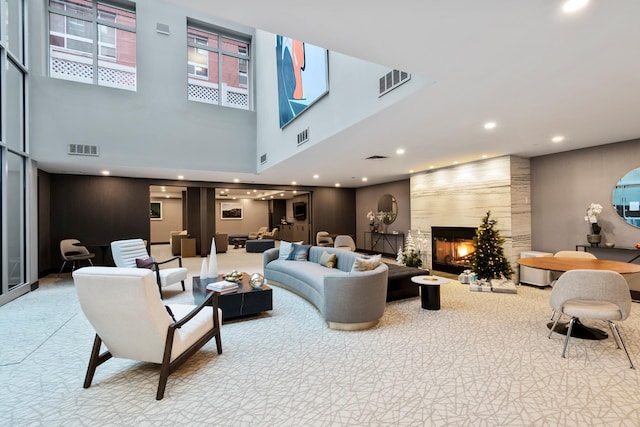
[[431, 227, 476, 274]]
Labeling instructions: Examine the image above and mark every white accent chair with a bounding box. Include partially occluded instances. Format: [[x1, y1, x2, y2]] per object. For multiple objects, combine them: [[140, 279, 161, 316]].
[[111, 238, 187, 299], [73, 267, 222, 400], [59, 239, 95, 276], [316, 231, 334, 247], [334, 235, 356, 251], [549, 269, 633, 368]]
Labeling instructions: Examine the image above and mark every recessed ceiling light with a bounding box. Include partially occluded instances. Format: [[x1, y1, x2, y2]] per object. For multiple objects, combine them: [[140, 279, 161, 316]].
[[396, 148, 405, 155], [253, 189, 257, 193], [362, 177, 368, 182], [246, 191, 251, 195], [563, 0, 588, 13], [291, 181, 297, 185], [280, 193, 284, 197], [293, 190, 297, 194], [232, 197, 237, 200], [177, 175, 184, 180], [101, 170, 110, 176], [409, 170, 414, 173], [270, 195, 274, 198], [160, 186, 166, 191], [262, 197, 265, 200], [233, 178, 240, 183], [453, 161, 459, 165], [429, 165, 434, 169], [313, 174, 319, 179], [335, 183, 340, 187], [552, 136, 565, 143], [482, 154, 488, 159], [484, 122, 496, 130], [165, 195, 170, 199]]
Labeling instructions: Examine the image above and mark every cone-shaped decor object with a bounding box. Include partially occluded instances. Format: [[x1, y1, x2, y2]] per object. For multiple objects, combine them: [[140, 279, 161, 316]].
[[207, 237, 218, 279], [200, 258, 208, 279]]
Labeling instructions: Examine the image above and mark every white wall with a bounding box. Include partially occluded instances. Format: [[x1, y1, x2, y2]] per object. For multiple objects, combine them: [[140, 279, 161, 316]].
[[29, 0, 256, 175], [254, 29, 432, 172]]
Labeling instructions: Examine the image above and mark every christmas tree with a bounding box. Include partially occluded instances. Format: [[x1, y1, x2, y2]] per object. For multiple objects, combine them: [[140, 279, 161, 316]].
[[471, 210, 512, 280]]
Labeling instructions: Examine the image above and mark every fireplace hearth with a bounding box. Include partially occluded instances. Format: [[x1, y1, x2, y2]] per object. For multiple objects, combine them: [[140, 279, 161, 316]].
[[431, 227, 476, 274]]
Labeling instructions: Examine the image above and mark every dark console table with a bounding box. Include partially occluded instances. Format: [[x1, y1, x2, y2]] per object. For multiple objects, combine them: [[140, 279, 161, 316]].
[[364, 231, 404, 257], [575, 244, 640, 263]]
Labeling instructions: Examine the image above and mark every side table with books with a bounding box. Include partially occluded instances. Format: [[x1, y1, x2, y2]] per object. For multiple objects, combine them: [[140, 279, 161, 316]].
[[192, 273, 273, 321]]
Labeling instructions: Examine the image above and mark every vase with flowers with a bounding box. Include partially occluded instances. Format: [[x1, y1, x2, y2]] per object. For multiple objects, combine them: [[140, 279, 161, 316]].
[[366, 211, 378, 232], [584, 203, 603, 246]]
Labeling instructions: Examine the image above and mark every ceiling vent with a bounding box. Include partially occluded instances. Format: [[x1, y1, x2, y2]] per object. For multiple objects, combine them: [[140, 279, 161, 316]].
[[365, 155, 389, 160], [379, 69, 411, 97], [260, 153, 267, 165], [67, 144, 99, 156], [297, 128, 309, 146]]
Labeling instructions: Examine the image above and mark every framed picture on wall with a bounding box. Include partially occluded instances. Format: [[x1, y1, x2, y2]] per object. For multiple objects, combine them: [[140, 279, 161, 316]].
[[221, 202, 243, 220], [150, 202, 162, 220]]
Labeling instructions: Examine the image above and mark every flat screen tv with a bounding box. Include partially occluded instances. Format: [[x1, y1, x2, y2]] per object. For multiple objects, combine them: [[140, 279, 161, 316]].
[[293, 202, 307, 220]]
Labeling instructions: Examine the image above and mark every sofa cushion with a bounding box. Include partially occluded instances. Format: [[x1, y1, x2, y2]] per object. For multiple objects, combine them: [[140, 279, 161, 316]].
[[287, 244, 312, 261], [136, 257, 154, 269], [351, 255, 382, 272], [319, 251, 337, 268]]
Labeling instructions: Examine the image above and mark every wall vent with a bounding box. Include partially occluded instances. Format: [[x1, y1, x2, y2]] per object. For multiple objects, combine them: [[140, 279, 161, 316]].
[[260, 153, 267, 165], [297, 128, 309, 145], [379, 69, 411, 97], [67, 144, 99, 156], [365, 155, 389, 160]]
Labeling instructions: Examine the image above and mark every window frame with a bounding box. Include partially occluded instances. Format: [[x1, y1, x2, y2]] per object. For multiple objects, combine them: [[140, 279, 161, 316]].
[[187, 21, 252, 110]]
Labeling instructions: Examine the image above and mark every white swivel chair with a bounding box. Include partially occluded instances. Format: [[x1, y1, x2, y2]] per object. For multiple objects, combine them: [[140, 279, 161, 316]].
[[59, 239, 95, 276], [549, 269, 633, 368], [73, 267, 222, 399], [316, 231, 334, 247], [111, 238, 187, 299], [334, 235, 356, 251], [554, 250, 597, 259]]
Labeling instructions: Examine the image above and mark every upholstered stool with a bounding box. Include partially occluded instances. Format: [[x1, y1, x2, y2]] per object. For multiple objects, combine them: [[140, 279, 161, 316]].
[[385, 263, 427, 301], [246, 239, 275, 253]]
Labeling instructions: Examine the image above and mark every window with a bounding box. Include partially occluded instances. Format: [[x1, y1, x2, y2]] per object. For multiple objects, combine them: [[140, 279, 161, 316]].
[[187, 22, 251, 110], [48, 0, 137, 91]]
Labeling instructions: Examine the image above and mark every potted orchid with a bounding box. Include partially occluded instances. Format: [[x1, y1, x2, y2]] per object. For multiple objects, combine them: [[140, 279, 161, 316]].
[[366, 211, 378, 232], [584, 202, 603, 246]]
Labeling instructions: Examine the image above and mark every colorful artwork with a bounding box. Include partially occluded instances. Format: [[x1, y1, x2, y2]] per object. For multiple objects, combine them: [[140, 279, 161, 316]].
[[276, 35, 329, 128]]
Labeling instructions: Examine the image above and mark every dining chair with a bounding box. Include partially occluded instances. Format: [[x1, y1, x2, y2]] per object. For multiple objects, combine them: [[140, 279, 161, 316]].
[[73, 267, 222, 399], [548, 269, 633, 368], [334, 235, 356, 251], [59, 239, 95, 276]]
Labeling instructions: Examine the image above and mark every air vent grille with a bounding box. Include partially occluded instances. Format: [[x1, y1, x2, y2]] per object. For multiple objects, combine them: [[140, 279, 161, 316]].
[[366, 155, 389, 160], [260, 153, 267, 164], [379, 69, 411, 97], [67, 144, 99, 156], [297, 128, 309, 145]]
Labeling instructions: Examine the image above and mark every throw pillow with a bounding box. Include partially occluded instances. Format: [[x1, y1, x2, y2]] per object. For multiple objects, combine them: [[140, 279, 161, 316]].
[[136, 257, 154, 269], [319, 251, 337, 268], [278, 240, 303, 260], [287, 244, 312, 261], [351, 254, 382, 272]]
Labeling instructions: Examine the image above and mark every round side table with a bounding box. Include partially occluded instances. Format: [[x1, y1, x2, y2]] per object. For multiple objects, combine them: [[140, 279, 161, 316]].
[[411, 275, 450, 310]]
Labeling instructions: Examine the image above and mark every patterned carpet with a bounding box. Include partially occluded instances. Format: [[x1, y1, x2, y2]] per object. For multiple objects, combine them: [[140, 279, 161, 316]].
[[2, 245, 640, 426]]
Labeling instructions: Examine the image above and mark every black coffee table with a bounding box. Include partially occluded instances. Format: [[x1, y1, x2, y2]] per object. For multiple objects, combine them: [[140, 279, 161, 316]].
[[192, 274, 272, 321]]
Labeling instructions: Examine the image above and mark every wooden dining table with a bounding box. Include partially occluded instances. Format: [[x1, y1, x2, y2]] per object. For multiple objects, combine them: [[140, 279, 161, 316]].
[[516, 257, 640, 340]]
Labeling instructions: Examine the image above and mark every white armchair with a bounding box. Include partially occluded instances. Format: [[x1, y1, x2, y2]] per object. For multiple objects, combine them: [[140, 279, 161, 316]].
[[111, 238, 187, 299], [334, 235, 356, 251], [73, 267, 223, 400]]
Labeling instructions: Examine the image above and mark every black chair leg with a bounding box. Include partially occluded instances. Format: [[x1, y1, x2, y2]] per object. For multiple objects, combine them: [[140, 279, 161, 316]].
[[181, 280, 185, 291]]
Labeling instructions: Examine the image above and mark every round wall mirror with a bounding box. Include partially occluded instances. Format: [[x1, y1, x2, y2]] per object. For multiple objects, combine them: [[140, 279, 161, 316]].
[[377, 194, 398, 224], [612, 167, 640, 228]]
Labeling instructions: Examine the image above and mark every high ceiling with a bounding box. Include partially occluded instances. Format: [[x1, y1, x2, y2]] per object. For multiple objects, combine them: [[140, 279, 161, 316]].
[[161, 0, 639, 188]]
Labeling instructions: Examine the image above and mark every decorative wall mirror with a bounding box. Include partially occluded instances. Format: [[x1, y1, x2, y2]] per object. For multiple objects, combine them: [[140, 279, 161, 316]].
[[612, 167, 640, 228], [377, 194, 398, 225]]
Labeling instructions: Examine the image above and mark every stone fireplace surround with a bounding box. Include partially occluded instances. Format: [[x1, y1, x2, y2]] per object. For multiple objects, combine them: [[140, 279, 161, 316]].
[[410, 156, 531, 281]]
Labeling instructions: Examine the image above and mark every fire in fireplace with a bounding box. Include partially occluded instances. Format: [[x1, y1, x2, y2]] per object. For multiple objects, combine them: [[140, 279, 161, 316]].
[[431, 227, 477, 274]]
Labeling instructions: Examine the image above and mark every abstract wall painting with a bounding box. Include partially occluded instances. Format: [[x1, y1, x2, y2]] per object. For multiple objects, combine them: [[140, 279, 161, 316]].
[[276, 35, 329, 128]]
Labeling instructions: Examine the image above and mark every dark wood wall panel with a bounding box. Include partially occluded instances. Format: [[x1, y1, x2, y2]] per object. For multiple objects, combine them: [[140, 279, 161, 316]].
[[48, 175, 150, 268], [311, 187, 356, 239]]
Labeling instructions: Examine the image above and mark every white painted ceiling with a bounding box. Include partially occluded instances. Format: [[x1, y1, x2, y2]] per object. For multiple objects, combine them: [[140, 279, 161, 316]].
[[55, 1, 640, 188]]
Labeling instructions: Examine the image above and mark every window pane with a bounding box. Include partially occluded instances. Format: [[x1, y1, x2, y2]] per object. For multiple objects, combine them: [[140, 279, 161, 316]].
[[188, 27, 218, 49], [7, 152, 25, 288], [7, 0, 24, 63], [49, 0, 93, 17], [221, 37, 248, 56], [6, 61, 25, 151], [222, 54, 248, 110], [98, 2, 136, 28], [98, 27, 136, 90]]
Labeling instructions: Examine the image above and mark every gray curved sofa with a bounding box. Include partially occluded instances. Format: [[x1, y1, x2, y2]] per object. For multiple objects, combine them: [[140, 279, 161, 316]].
[[263, 246, 389, 330]]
